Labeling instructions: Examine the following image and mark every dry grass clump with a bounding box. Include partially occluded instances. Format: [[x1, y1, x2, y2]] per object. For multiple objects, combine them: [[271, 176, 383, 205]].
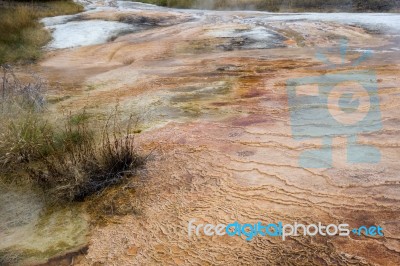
[[0, 65, 48, 166], [0, 66, 146, 203], [30, 112, 145, 202], [0, 1, 83, 64]]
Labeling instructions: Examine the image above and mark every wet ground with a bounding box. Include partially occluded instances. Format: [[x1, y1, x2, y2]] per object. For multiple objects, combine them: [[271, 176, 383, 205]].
[[0, 184, 88, 265], [4, 0, 400, 265]]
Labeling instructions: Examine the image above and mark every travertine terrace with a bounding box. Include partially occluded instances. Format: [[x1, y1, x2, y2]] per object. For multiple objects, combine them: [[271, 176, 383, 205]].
[[32, 1, 400, 264]]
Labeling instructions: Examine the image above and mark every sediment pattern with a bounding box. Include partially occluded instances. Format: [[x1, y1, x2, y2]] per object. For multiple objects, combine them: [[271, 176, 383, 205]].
[[36, 1, 400, 265]]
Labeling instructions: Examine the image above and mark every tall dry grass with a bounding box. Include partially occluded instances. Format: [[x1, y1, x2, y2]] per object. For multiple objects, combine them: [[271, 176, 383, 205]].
[[0, 66, 146, 203], [0, 1, 83, 64], [29, 111, 145, 202], [0, 65, 47, 165]]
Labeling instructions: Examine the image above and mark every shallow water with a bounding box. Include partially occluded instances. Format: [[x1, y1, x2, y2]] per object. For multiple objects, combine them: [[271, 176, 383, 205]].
[[45, 20, 134, 49], [0, 184, 88, 265], [40, 0, 400, 50], [263, 13, 400, 33]]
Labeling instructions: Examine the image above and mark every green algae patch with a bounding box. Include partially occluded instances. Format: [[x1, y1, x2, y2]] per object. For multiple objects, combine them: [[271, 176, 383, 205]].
[[0, 184, 89, 265]]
